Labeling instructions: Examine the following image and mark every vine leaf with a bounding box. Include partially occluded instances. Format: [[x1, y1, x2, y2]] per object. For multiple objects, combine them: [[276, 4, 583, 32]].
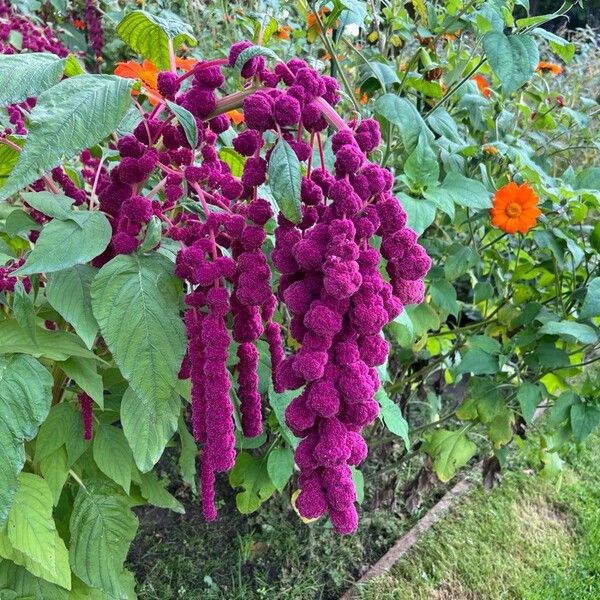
[[422, 429, 477, 482]]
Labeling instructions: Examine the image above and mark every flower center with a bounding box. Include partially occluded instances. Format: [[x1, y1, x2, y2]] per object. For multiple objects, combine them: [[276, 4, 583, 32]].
[[506, 202, 522, 218]]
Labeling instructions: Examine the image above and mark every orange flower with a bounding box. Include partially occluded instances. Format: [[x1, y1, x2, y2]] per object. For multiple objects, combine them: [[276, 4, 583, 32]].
[[355, 88, 368, 105], [73, 18, 85, 30], [472, 74, 491, 98], [175, 57, 198, 71], [114, 60, 161, 103], [227, 110, 244, 125], [483, 144, 499, 155], [277, 25, 292, 40], [490, 182, 541, 234], [114, 58, 197, 105], [307, 7, 330, 28], [536, 61, 563, 76]]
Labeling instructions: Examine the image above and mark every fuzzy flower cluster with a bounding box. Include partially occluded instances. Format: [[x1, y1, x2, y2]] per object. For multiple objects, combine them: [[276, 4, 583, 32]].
[[0, 1, 68, 56], [78, 392, 93, 441], [1, 2, 67, 137], [0, 258, 30, 293], [84, 0, 104, 57]]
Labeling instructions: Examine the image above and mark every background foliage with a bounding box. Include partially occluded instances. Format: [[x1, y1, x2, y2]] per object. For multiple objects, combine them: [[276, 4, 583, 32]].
[[0, 0, 599, 598]]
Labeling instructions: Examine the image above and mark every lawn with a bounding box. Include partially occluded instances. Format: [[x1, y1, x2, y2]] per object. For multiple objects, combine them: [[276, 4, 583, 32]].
[[357, 438, 600, 599]]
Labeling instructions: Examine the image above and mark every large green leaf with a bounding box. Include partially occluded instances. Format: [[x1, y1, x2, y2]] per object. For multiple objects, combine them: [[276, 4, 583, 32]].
[[403, 131, 439, 189], [423, 429, 477, 482], [266, 447, 294, 492], [20, 192, 74, 220], [116, 10, 197, 71], [0, 356, 52, 526], [121, 386, 180, 473], [0, 53, 66, 106], [91, 253, 186, 418], [46, 265, 99, 349], [15, 212, 112, 276], [538, 321, 597, 345], [69, 483, 138, 598], [483, 32, 539, 94], [0, 320, 99, 361], [58, 356, 104, 408], [437, 172, 492, 210], [268, 139, 302, 224], [93, 425, 134, 494], [0, 75, 133, 201], [0, 561, 69, 599], [138, 472, 184, 514], [374, 93, 433, 151], [229, 453, 275, 514], [0, 473, 70, 590]]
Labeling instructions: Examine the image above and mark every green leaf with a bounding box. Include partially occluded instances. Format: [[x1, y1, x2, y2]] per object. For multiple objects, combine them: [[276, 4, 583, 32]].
[[121, 386, 180, 473], [229, 453, 275, 514], [46, 265, 98, 349], [439, 172, 492, 210], [39, 447, 69, 506], [93, 425, 134, 494], [483, 32, 539, 94], [91, 253, 186, 424], [69, 483, 138, 598], [0, 473, 70, 590], [116, 10, 197, 71], [570, 403, 600, 444], [166, 100, 198, 148], [268, 387, 301, 449], [15, 212, 112, 275], [177, 416, 197, 494], [580, 278, 600, 319], [423, 429, 477, 482], [532, 27, 575, 63], [268, 139, 302, 224], [138, 472, 184, 514], [444, 245, 479, 280], [429, 280, 458, 317], [0, 75, 133, 201], [33, 403, 77, 464], [4, 209, 40, 238], [0, 356, 52, 526], [266, 447, 294, 492], [400, 194, 436, 235], [351, 467, 364, 504], [0, 320, 99, 361], [0, 561, 69, 600], [374, 93, 433, 151], [58, 356, 104, 408], [12, 281, 36, 343], [548, 391, 577, 427], [0, 53, 66, 106], [538, 321, 597, 345], [234, 45, 278, 75], [219, 148, 246, 178], [456, 348, 499, 375], [0, 138, 22, 192], [19, 192, 74, 220], [404, 131, 439, 189], [376, 388, 410, 449]]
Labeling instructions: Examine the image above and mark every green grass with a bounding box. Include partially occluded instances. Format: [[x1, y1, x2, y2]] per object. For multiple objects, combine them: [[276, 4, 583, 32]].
[[357, 439, 600, 600]]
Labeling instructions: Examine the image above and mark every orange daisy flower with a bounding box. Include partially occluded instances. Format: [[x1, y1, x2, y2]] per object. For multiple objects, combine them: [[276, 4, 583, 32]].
[[472, 74, 491, 98], [114, 59, 161, 104], [227, 110, 244, 125], [73, 18, 86, 30], [276, 25, 292, 40], [536, 61, 563, 76], [483, 144, 499, 155], [490, 182, 541, 234]]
